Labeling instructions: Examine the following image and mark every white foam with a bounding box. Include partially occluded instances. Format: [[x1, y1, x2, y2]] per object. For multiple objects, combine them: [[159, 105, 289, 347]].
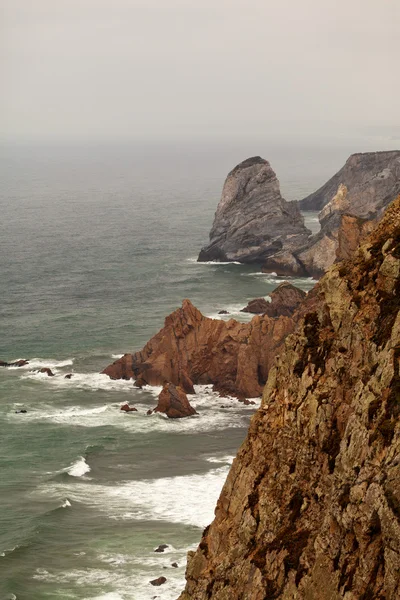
[[8, 357, 74, 370], [205, 455, 235, 465], [61, 499, 72, 508], [111, 354, 124, 359], [187, 257, 241, 265], [22, 370, 135, 392], [67, 457, 91, 478]]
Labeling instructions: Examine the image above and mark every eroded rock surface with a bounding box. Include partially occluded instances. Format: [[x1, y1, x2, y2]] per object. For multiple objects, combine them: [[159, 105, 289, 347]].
[[102, 300, 295, 398], [198, 157, 310, 264], [241, 283, 306, 317], [178, 196, 400, 599]]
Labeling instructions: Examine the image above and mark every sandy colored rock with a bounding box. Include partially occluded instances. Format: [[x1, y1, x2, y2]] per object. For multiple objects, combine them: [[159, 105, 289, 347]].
[[102, 301, 295, 399], [178, 196, 400, 600], [154, 383, 197, 418]]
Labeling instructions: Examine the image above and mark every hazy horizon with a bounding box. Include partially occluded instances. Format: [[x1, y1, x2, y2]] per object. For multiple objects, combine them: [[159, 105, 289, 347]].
[[1, 0, 399, 145]]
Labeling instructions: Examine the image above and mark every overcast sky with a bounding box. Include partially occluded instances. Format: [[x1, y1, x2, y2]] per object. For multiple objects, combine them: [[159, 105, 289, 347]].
[[1, 0, 399, 143]]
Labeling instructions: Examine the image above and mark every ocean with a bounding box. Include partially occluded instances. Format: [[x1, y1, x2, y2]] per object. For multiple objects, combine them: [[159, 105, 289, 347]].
[[0, 140, 358, 600]]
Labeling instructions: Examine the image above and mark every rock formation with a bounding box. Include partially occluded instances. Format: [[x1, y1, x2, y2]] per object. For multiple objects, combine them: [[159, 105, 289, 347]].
[[299, 150, 400, 212], [120, 403, 138, 413], [242, 283, 307, 317], [102, 300, 295, 399], [198, 157, 310, 263], [153, 383, 197, 418], [261, 151, 400, 277], [178, 196, 400, 599], [0, 359, 29, 367]]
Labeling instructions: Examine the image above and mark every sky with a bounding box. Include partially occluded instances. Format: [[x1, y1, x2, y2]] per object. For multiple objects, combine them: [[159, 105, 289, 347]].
[[0, 0, 399, 143]]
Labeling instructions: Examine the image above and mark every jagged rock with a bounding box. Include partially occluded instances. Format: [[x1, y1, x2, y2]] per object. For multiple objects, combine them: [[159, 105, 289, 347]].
[[178, 196, 400, 600], [102, 300, 295, 398], [15, 409, 27, 414], [1, 359, 29, 368], [149, 577, 167, 586], [171, 562, 179, 568], [336, 213, 376, 262], [39, 368, 54, 376], [154, 544, 169, 553], [299, 150, 400, 212], [120, 403, 138, 412], [218, 310, 229, 315], [263, 151, 400, 278], [198, 157, 310, 263], [153, 383, 197, 419], [240, 298, 270, 314]]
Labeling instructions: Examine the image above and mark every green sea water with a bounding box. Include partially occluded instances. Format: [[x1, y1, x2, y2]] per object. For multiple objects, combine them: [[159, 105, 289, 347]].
[[0, 141, 349, 600]]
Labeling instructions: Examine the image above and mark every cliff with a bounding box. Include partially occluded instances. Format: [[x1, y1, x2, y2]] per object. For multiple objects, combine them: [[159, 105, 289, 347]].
[[102, 299, 295, 399], [299, 150, 400, 213], [198, 157, 310, 263], [178, 196, 400, 599]]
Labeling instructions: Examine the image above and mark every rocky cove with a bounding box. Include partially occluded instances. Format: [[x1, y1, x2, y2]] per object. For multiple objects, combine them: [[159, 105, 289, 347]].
[[97, 156, 400, 598]]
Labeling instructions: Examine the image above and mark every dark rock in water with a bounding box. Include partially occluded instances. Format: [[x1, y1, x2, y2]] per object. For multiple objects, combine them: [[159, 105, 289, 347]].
[[2, 359, 30, 367], [198, 156, 310, 264], [299, 150, 400, 212], [146, 409, 153, 415], [150, 577, 167, 586], [240, 298, 270, 314], [154, 544, 169, 553], [154, 383, 197, 419], [120, 403, 138, 413], [218, 310, 229, 315], [171, 562, 179, 568], [15, 409, 27, 414], [64, 373, 73, 379], [242, 399, 255, 405], [39, 367, 54, 377], [0, 360, 8, 367]]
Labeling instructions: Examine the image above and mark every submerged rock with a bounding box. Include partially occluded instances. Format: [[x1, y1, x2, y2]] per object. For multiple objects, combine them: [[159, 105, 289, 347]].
[[218, 310, 229, 315], [178, 195, 400, 600], [64, 373, 73, 379], [1, 359, 29, 368], [39, 367, 54, 377], [102, 300, 295, 398], [154, 383, 197, 419], [198, 156, 310, 264], [15, 409, 27, 414], [150, 576, 167, 586], [154, 544, 169, 553], [120, 403, 138, 413]]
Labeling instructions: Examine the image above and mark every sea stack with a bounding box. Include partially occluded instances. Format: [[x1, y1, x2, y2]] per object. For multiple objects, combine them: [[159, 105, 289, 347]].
[[198, 157, 310, 263], [178, 196, 400, 600]]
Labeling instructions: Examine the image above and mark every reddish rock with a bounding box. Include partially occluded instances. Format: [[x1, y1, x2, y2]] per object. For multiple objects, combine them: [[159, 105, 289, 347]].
[[241, 283, 306, 318], [146, 409, 153, 415], [150, 577, 167, 586], [336, 213, 376, 262], [39, 367, 54, 376], [120, 403, 138, 412], [2, 359, 30, 367], [154, 384, 197, 419], [102, 300, 295, 398]]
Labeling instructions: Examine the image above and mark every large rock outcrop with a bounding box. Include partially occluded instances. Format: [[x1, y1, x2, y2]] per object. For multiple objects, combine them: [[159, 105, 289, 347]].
[[299, 150, 400, 213], [262, 151, 400, 277], [241, 282, 306, 317], [198, 157, 310, 264], [102, 299, 295, 399], [153, 383, 197, 418], [178, 196, 400, 599]]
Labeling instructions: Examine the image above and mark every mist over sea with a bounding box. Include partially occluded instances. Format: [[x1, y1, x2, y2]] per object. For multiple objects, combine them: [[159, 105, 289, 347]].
[[0, 140, 377, 599]]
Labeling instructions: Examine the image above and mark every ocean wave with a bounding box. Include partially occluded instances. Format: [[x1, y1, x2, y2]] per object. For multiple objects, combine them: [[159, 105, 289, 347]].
[[61, 499, 72, 508], [111, 354, 124, 359], [187, 257, 241, 265], [205, 455, 235, 465], [66, 456, 91, 478], [21, 370, 135, 391], [7, 357, 74, 370]]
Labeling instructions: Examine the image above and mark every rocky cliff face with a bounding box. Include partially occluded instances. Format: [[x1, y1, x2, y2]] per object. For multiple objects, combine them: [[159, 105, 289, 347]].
[[198, 157, 310, 263], [299, 150, 400, 213], [102, 299, 295, 399], [178, 196, 400, 599]]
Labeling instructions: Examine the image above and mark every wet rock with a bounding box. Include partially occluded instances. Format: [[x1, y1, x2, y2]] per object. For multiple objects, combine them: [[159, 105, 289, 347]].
[[154, 544, 169, 553], [64, 373, 73, 379], [150, 576, 167, 586], [3, 359, 30, 367], [218, 310, 229, 315], [240, 298, 270, 314], [39, 368, 54, 376], [147, 409, 153, 415], [15, 409, 27, 414], [171, 562, 179, 568], [154, 384, 197, 419], [120, 403, 138, 412]]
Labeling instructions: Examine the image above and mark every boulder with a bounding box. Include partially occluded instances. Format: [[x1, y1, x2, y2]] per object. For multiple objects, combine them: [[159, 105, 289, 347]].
[[150, 577, 167, 587], [154, 384, 197, 419], [15, 409, 27, 414], [241, 283, 306, 317], [120, 403, 138, 413], [102, 300, 295, 398], [240, 298, 270, 314], [64, 373, 73, 379], [218, 310, 229, 315], [39, 368, 54, 376], [3, 359, 30, 367], [198, 156, 310, 264], [171, 562, 179, 568], [154, 544, 169, 553]]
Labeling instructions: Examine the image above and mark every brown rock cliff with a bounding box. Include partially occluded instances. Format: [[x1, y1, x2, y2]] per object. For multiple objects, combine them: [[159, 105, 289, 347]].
[[178, 196, 400, 599]]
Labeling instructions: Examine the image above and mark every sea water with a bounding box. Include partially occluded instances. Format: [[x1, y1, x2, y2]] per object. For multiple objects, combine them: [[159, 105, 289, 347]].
[[0, 140, 350, 599]]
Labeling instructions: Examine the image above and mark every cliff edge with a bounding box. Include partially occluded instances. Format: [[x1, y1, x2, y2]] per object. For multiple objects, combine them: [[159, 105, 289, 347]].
[[178, 196, 400, 599]]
